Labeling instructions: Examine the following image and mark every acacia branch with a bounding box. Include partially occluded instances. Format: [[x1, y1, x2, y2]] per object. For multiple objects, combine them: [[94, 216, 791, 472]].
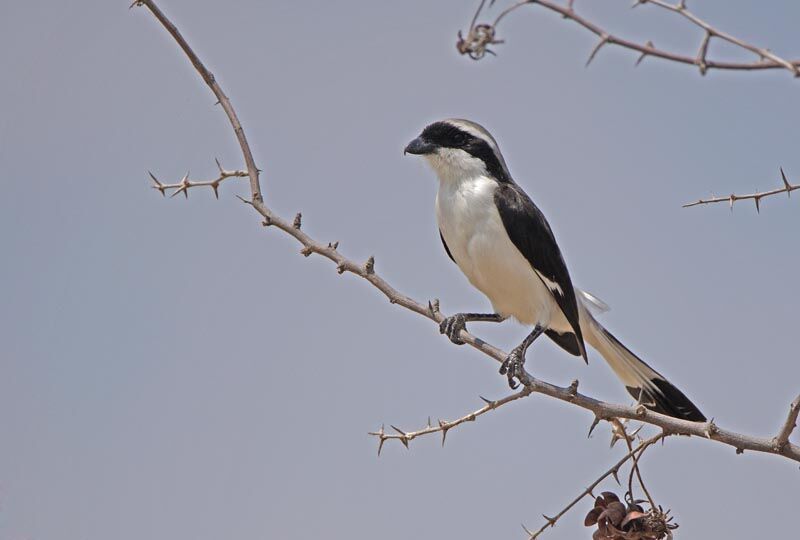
[[149, 159, 247, 199], [132, 0, 263, 202], [524, 432, 665, 539], [683, 167, 800, 212], [369, 385, 537, 454], [458, 1, 800, 75], [133, 0, 800, 466]]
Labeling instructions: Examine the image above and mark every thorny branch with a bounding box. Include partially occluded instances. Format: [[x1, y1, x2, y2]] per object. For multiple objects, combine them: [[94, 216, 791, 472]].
[[149, 159, 247, 199], [133, 0, 800, 470], [458, 0, 800, 75], [683, 168, 800, 212], [369, 385, 537, 454], [524, 431, 665, 539]]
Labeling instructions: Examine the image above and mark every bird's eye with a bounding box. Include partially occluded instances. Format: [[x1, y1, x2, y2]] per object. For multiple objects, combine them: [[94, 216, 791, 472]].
[[451, 131, 467, 145]]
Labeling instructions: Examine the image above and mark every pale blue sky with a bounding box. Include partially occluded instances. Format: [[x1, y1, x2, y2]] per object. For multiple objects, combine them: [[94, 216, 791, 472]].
[[1, 1, 799, 539]]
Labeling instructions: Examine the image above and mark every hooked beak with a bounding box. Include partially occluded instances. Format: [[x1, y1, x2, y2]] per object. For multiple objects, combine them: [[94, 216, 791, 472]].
[[404, 136, 437, 156]]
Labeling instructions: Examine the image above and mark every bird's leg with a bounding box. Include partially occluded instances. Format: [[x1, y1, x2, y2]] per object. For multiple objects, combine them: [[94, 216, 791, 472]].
[[439, 313, 504, 345], [499, 324, 544, 389]]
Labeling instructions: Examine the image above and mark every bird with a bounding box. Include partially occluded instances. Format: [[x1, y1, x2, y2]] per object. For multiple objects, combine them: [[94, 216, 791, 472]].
[[404, 118, 705, 422]]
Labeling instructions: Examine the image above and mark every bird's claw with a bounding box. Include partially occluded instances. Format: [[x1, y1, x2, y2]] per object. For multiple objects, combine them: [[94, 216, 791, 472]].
[[499, 347, 526, 389], [439, 314, 467, 345]]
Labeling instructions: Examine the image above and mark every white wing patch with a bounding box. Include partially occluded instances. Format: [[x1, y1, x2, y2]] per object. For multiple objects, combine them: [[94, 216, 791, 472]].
[[534, 270, 564, 296]]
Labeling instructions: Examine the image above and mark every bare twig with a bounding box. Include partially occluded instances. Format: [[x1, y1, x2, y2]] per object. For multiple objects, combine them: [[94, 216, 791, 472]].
[[149, 160, 247, 199], [524, 432, 665, 539], [683, 168, 800, 211], [773, 394, 800, 453], [134, 0, 800, 465], [611, 419, 656, 510], [132, 0, 263, 202], [640, 0, 800, 76], [369, 387, 533, 454], [459, 1, 800, 75]]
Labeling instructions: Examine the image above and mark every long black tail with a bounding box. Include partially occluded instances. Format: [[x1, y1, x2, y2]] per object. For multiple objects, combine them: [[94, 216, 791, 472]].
[[577, 290, 706, 422]]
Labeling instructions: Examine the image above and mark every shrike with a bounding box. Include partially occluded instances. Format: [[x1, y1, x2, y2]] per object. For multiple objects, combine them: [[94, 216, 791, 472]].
[[405, 119, 705, 422]]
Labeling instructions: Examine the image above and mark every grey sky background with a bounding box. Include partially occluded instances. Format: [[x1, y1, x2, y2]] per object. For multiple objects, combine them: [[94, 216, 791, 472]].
[[1, 1, 799, 539]]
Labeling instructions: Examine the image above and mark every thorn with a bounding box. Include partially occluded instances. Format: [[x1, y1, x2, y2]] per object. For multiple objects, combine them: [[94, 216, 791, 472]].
[[169, 171, 191, 199], [210, 181, 220, 199], [542, 514, 556, 527], [440, 421, 450, 447], [293, 212, 302, 229], [336, 263, 346, 274], [729, 195, 735, 211], [521, 523, 534, 538], [586, 34, 610, 67], [148, 171, 166, 196], [754, 196, 760, 213], [736, 447, 744, 455], [129, 0, 143, 9], [215, 157, 224, 173], [479, 395, 495, 407], [262, 216, 272, 227], [368, 425, 386, 456], [635, 41, 654, 66], [611, 467, 621, 485], [390, 425, 410, 449], [327, 241, 339, 250], [364, 255, 375, 274], [781, 167, 792, 197], [427, 416, 432, 428], [588, 416, 602, 438]]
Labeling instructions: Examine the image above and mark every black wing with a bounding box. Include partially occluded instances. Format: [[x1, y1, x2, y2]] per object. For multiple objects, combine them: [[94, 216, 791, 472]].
[[494, 183, 587, 362], [439, 230, 455, 263]]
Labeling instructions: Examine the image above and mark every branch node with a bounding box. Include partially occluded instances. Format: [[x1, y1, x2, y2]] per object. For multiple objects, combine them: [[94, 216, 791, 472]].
[[635, 40, 655, 66], [300, 247, 313, 257], [567, 379, 579, 397], [705, 418, 719, 439]]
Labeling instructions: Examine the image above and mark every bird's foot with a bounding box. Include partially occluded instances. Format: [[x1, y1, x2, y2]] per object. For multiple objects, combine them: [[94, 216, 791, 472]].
[[439, 313, 467, 345], [499, 345, 527, 389]]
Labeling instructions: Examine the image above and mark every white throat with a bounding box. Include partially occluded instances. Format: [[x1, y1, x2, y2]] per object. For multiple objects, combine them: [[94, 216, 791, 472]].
[[424, 148, 489, 185]]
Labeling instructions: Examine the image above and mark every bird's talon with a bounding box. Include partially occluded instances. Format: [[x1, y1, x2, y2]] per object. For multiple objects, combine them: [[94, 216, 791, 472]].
[[439, 314, 466, 345], [501, 348, 526, 388]]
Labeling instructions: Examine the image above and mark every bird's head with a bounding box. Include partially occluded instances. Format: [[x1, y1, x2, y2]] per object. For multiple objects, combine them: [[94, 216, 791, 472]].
[[404, 119, 511, 183]]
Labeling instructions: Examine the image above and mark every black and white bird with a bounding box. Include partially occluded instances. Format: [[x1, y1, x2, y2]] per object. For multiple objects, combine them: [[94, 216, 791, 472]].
[[404, 119, 705, 422]]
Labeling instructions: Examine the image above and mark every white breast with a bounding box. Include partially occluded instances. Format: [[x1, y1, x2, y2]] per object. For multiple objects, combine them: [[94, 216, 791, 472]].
[[435, 175, 565, 329]]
